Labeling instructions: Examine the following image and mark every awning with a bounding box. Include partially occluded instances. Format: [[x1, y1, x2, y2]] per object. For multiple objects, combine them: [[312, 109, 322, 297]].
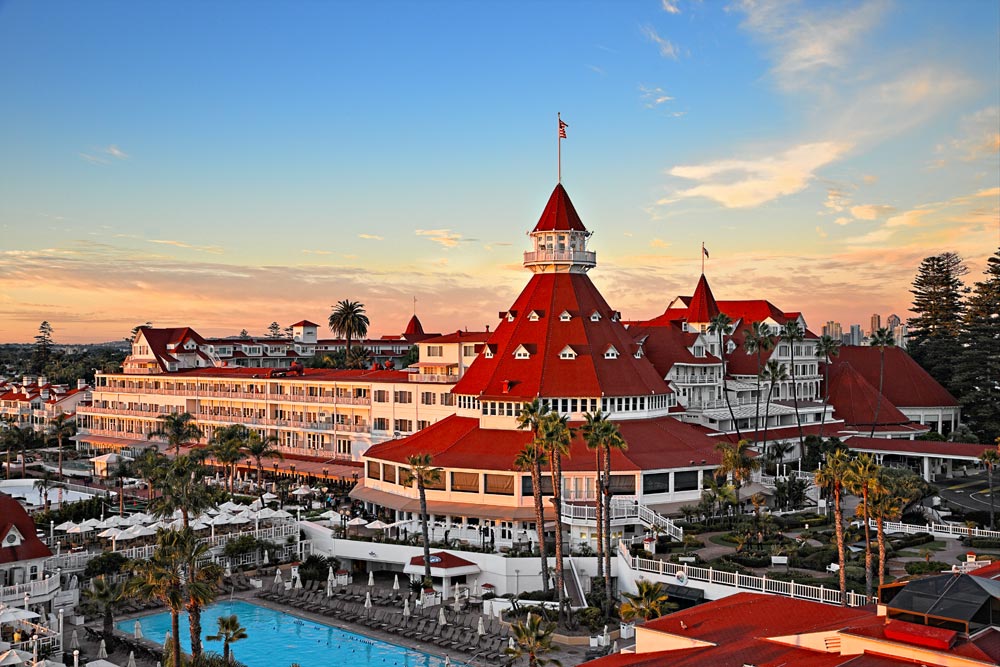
[[351, 483, 551, 520], [74, 434, 149, 450], [404, 551, 481, 578], [661, 583, 705, 602]]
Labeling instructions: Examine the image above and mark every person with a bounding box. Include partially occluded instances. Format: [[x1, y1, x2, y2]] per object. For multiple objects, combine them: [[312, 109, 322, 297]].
[[13, 629, 21, 643]]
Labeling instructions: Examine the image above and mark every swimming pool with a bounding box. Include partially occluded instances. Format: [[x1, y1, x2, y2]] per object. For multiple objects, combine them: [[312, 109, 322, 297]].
[[120, 599, 465, 667]]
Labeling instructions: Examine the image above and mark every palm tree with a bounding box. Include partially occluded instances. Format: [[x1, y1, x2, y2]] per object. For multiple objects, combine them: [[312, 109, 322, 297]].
[[601, 423, 627, 617], [151, 455, 216, 529], [127, 531, 186, 666], [781, 321, 806, 454], [207, 614, 248, 663], [403, 454, 442, 582], [47, 411, 76, 481], [82, 575, 122, 639], [867, 471, 906, 589], [2, 426, 35, 479], [814, 448, 851, 605], [759, 360, 788, 459], [244, 430, 282, 503], [209, 424, 248, 496], [845, 453, 884, 599], [516, 399, 551, 596], [980, 447, 1000, 530], [328, 300, 370, 369], [171, 528, 223, 661], [134, 446, 167, 501], [743, 321, 774, 443], [714, 439, 760, 511], [33, 471, 56, 511], [581, 413, 610, 581], [708, 313, 742, 440], [108, 460, 133, 516], [767, 441, 793, 476], [504, 613, 562, 667], [620, 580, 672, 623], [539, 411, 574, 625], [149, 412, 203, 456], [815, 334, 841, 439], [868, 328, 896, 438]]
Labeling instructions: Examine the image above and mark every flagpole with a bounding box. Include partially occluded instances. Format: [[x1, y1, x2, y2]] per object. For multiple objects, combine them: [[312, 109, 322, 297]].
[[701, 242, 705, 274], [557, 112, 562, 184]]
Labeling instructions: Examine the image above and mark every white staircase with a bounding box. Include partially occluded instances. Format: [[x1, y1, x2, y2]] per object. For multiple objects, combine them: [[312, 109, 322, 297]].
[[561, 498, 683, 541]]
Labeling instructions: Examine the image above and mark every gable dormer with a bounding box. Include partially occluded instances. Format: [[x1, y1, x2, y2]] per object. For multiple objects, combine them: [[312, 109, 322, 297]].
[[483, 344, 497, 359], [513, 344, 533, 359], [507, 310, 518, 323], [559, 310, 572, 322], [528, 310, 544, 322], [604, 345, 619, 360], [558, 345, 578, 360], [611, 311, 621, 322], [2, 524, 24, 548], [590, 310, 602, 322]]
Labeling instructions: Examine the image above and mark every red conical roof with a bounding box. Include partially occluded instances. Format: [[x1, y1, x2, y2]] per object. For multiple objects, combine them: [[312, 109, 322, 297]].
[[404, 314, 425, 336], [532, 184, 588, 232], [687, 274, 720, 323]]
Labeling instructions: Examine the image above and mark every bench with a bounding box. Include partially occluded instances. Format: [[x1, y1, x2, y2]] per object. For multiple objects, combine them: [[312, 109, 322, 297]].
[[770, 555, 789, 567], [826, 563, 840, 573]]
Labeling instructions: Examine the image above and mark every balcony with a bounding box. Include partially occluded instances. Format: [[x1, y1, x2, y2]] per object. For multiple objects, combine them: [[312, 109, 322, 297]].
[[408, 373, 458, 384], [523, 249, 596, 266], [671, 375, 718, 385], [0, 574, 60, 605]]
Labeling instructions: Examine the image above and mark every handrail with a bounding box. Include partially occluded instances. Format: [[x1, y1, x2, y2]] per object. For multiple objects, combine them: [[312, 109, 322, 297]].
[[870, 518, 1000, 540], [561, 500, 683, 540]]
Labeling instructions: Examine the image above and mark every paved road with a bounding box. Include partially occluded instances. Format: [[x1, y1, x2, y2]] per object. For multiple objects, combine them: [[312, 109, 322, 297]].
[[937, 470, 997, 515]]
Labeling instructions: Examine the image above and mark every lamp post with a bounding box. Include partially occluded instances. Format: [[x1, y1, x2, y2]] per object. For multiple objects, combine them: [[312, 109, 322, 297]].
[[340, 507, 350, 537], [290, 463, 297, 483]]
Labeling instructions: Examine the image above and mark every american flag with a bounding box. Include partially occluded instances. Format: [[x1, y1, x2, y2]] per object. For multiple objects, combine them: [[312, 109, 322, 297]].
[[558, 118, 568, 139], [703, 246, 710, 258]]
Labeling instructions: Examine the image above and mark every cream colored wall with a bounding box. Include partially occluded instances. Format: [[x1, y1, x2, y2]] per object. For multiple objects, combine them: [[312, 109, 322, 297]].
[[634, 626, 714, 653]]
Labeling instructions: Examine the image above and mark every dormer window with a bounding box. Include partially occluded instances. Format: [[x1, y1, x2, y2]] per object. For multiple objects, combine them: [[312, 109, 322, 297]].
[[559, 311, 572, 322], [694, 345, 705, 358], [528, 310, 543, 322], [513, 344, 532, 359], [484, 348, 494, 359], [604, 345, 619, 360], [2, 525, 23, 548], [590, 311, 602, 322], [611, 311, 621, 322], [559, 345, 577, 360], [507, 310, 518, 323], [634, 348, 644, 359]]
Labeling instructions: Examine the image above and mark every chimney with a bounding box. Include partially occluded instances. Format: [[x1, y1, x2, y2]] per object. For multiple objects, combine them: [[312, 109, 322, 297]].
[[41, 388, 50, 400], [37, 376, 47, 387]]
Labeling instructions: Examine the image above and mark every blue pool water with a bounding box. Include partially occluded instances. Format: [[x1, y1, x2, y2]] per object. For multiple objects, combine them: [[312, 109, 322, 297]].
[[119, 599, 464, 667]]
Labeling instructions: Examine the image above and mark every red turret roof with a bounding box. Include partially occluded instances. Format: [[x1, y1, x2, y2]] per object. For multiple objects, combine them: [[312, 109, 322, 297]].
[[686, 274, 721, 323], [0, 493, 53, 564], [452, 272, 670, 399], [404, 314, 425, 336], [532, 183, 588, 232]]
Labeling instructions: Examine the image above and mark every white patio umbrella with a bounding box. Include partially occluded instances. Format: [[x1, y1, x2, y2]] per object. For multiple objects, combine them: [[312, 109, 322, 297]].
[[438, 606, 448, 626], [367, 571, 374, 587], [0, 607, 38, 623], [80, 518, 103, 530], [318, 509, 338, 520], [601, 626, 610, 647], [271, 509, 292, 519], [291, 486, 313, 496], [209, 515, 232, 526], [228, 515, 251, 525], [126, 651, 137, 667], [70, 630, 79, 650], [471, 579, 480, 597], [366, 520, 389, 530], [273, 570, 283, 586], [484, 599, 493, 618], [96, 527, 121, 539], [347, 517, 368, 527], [508, 637, 515, 650], [453, 595, 462, 612], [477, 617, 485, 636], [134, 620, 143, 639], [611, 640, 619, 653], [98, 639, 107, 659], [65, 525, 88, 535], [328, 566, 336, 583], [262, 492, 278, 501], [54, 521, 77, 531], [364, 591, 372, 610], [402, 598, 411, 618], [0, 649, 30, 665], [86, 660, 120, 667], [393, 574, 400, 592], [263, 550, 269, 565], [293, 572, 303, 589], [258, 507, 279, 519]]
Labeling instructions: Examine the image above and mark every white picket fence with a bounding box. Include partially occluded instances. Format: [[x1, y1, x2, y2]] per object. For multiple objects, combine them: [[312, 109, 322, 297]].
[[618, 541, 871, 608], [872, 518, 1000, 540]]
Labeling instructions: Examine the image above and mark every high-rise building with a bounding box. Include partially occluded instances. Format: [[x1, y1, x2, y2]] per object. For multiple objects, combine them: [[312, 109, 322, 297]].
[[870, 313, 881, 335], [887, 313, 901, 330], [822, 321, 842, 339], [849, 324, 863, 346]]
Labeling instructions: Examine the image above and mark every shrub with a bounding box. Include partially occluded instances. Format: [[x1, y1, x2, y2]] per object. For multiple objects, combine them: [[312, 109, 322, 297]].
[[969, 538, 1000, 549], [84, 551, 127, 579], [222, 534, 259, 558], [905, 561, 949, 575], [726, 553, 771, 568], [577, 606, 605, 633], [520, 589, 557, 602]]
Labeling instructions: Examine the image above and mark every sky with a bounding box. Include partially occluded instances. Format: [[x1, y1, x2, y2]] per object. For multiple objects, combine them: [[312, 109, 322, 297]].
[[0, 0, 997, 343]]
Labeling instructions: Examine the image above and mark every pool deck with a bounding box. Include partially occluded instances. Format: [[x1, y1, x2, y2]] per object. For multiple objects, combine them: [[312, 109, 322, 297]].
[[103, 590, 592, 667]]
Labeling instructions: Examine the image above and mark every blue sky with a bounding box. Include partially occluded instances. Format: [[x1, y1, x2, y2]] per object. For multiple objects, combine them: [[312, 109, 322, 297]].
[[0, 0, 997, 342]]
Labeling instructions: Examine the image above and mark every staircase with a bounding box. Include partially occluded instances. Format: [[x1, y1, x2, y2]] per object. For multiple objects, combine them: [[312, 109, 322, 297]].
[[561, 499, 683, 541], [565, 557, 588, 607]]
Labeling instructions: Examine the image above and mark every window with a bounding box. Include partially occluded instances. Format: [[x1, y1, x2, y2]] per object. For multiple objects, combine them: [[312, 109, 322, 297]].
[[421, 391, 436, 405], [366, 461, 381, 480], [451, 471, 480, 493], [559, 346, 577, 360], [560, 311, 572, 322], [373, 418, 389, 431], [590, 311, 602, 322], [514, 345, 531, 359], [521, 475, 554, 496], [440, 393, 455, 406], [604, 346, 619, 359], [463, 345, 476, 357], [528, 310, 541, 322], [674, 471, 699, 492], [394, 390, 412, 404], [643, 473, 671, 494], [336, 439, 351, 455], [374, 390, 389, 403], [417, 420, 430, 430], [485, 474, 515, 496], [394, 419, 413, 433], [427, 346, 443, 357]]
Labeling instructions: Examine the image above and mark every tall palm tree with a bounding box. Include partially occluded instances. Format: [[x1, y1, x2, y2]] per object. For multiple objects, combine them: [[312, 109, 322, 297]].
[[815, 334, 841, 439], [109, 460, 133, 516], [207, 614, 248, 664], [2, 426, 36, 479], [149, 412, 203, 456], [708, 313, 742, 440], [209, 424, 248, 496], [504, 613, 562, 667], [328, 300, 370, 369], [867, 471, 906, 589], [781, 321, 806, 454], [403, 454, 442, 582], [714, 439, 760, 511], [150, 455, 216, 529], [127, 531, 186, 666], [743, 321, 774, 443], [244, 430, 282, 503], [83, 575, 123, 639], [845, 453, 884, 599], [516, 399, 551, 596], [539, 411, 574, 625], [980, 447, 1000, 530], [47, 411, 76, 481], [33, 471, 56, 511], [619, 580, 672, 623], [581, 413, 609, 581], [815, 448, 851, 605], [170, 528, 223, 661], [602, 423, 627, 617], [868, 327, 896, 438], [759, 360, 788, 459], [134, 446, 166, 501], [767, 441, 793, 476]]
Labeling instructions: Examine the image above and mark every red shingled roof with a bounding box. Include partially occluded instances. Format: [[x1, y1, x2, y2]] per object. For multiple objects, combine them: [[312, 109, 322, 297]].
[[628, 323, 720, 378], [686, 274, 720, 322], [833, 347, 959, 408], [532, 183, 587, 232], [845, 437, 992, 459], [364, 414, 721, 472], [0, 493, 53, 564], [408, 551, 476, 570], [404, 315, 425, 336], [452, 273, 670, 400], [291, 320, 319, 327], [419, 331, 491, 345], [137, 327, 209, 371], [826, 362, 911, 428]]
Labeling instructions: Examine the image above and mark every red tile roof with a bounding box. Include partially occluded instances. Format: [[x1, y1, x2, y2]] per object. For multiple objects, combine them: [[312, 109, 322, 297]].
[[408, 551, 476, 570], [0, 493, 53, 564], [291, 320, 319, 327], [826, 363, 911, 428], [418, 331, 491, 344], [363, 414, 721, 472], [833, 347, 959, 408], [628, 323, 720, 378], [532, 183, 587, 232], [452, 272, 670, 400], [403, 315, 425, 336], [686, 274, 720, 322], [844, 437, 993, 459]]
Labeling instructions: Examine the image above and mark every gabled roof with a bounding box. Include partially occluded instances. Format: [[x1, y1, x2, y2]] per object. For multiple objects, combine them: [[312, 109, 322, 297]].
[[451, 273, 670, 399], [532, 183, 588, 232], [833, 347, 959, 408], [826, 362, 911, 427], [290, 320, 319, 327], [418, 331, 491, 345], [136, 327, 209, 371], [628, 323, 720, 377], [0, 493, 53, 564], [686, 274, 720, 322], [363, 414, 721, 472]]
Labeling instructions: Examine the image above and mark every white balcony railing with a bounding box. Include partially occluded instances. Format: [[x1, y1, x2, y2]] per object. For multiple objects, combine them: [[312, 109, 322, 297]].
[[523, 250, 596, 266]]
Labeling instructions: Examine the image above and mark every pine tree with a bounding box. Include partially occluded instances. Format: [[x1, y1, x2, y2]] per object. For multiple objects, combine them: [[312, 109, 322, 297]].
[[953, 249, 1000, 443], [239, 329, 249, 338], [908, 252, 968, 392], [31, 321, 54, 373], [267, 321, 281, 337]]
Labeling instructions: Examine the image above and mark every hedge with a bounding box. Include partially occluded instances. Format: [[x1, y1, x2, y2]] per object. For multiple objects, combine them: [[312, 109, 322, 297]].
[[905, 561, 950, 575]]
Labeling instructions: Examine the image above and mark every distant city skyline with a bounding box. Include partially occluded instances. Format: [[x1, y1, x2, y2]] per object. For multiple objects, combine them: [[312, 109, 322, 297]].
[[0, 1, 997, 343]]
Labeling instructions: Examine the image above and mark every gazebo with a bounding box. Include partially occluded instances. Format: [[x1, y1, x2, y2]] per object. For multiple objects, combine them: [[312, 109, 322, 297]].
[[404, 551, 481, 600]]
